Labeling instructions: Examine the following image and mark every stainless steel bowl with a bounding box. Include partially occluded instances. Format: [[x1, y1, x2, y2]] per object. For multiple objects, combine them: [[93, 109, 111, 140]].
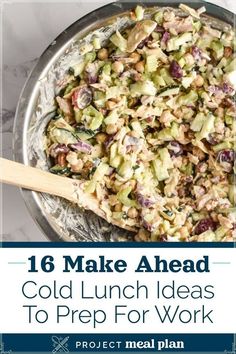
[[13, 0, 235, 242]]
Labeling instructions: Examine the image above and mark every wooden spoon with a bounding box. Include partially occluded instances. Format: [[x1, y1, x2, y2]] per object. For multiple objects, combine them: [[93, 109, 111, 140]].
[[0, 157, 136, 232]]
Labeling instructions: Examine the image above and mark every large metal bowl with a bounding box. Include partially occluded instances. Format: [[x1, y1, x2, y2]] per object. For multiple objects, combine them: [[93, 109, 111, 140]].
[[13, 0, 235, 242]]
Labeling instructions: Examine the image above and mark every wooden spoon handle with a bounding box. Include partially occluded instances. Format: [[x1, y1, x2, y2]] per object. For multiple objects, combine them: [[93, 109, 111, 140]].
[[0, 157, 136, 232], [0, 157, 75, 201]]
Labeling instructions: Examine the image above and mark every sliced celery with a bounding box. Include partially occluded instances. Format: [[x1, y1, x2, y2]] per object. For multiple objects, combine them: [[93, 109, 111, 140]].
[[196, 113, 215, 140], [212, 141, 232, 152], [135, 5, 144, 21], [83, 105, 104, 130], [178, 90, 198, 106], [159, 148, 173, 169], [229, 185, 235, 205], [85, 51, 96, 63], [146, 55, 158, 73], [93, 37, 101, 50], [117, 187, 137, 207], [215, 226, 228, 241], [158, 128, 173, 141], [211, 40, 224, 60], [167, 33, 192, 51], [104, 110, 119, 125], [158, 87, 180, 97], [152, 159, 169, 181], [190, 113, 205, 132], [224, 58, 236, 73], [154, 11, 163, 24], [110, 30, 127, 52], [130, 80, 157, 96], [118, 160, 134, 179]]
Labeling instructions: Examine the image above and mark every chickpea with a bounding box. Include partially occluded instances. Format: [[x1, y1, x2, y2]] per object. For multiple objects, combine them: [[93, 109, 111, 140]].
[[192, 146, 205, 161], [135, 61, 145, 73], [130, 52, 141, 64], [184, 53, 195, 66], [114, 203, 122, 212], [129, 10, 136, 21], [136, 228, 150, 241], [133, 72, 142, 82], [193, 74, 204, 87], [128, 207, 138, 219], [163, 10, 175, 22], [197, 162, 207, 173], [129, 130, 140, 138], [129, 179, 137, 190], [96, 132, 107, 144], [185, 220, 193, 231], [179, 226, 189, 239], [225, 30, 234, 41], [113, 180, 123, 192], [199, 58, 207, 67], [57, 153, 67, 166], [215, 107, 224, 118], [106, 124, 118, 135], [116, 118, 125, 129], [106, 100, 116, 110], [224, 31, 234, 41], [109, 194, 118, 206], [79, 79, 86, 85], [173, 108, 183, 119], [112, 61, 124, 74], [97, 48, 108, 60], [71, 160, 83, 173], [224, 46, 233, 58], [134, 235, 142, 242], [66, 151, 78, 165]]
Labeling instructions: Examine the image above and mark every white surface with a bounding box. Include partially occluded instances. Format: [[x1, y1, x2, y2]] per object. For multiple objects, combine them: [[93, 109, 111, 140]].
[[1, 0, 235, 241], [1, 247, 236, 333]]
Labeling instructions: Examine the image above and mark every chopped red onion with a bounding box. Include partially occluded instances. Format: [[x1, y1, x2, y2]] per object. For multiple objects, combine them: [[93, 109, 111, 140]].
[[191, 45, 202, 61], [222, 82, 234, 94], [49, 144, 70, 158], [108, 167, 115, 176], [85, 63, 98, 84], [142, 220, 154, 232], [137, 36, 151, 49], [104, 134, 116, 150], [194, 218, 217, 235], [208, 85, 222, 94], [222, 97, 234, 108], [72, 86, 92, 109], [56, 96, 73, 116], [126, 136, 139, 146], [161, 31, 170, 45], [168, 141, 183, 157], [137, 194, 155, 208], [146, 116, 155, 123], [69, 141, 92, 154], [209, 83, 234, 95], [110, 53, 127, 60], [159, 234, 168, 241], [155, 25, 165, 33], [86, 74, 98, 84], [207, 135, 218, 146], [169, 60, 183, 79], [217, 149, 235, 164]]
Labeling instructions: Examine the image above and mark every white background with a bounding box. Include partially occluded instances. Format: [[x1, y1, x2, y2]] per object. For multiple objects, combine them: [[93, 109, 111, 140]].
[[0, 247, 235, 333]]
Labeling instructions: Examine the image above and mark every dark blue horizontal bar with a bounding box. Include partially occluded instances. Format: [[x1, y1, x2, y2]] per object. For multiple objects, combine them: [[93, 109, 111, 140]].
[[1, 333, 235, 353], [1, 242, 235, 248]]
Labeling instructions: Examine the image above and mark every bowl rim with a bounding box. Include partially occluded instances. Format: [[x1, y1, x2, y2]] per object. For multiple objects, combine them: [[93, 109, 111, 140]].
[[13, 0, 235, 242]]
